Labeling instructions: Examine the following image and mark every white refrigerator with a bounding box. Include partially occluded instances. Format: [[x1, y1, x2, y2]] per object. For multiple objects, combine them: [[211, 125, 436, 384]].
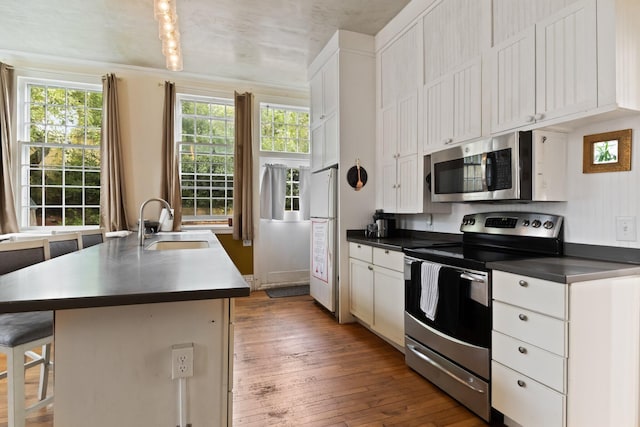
[[309, 167, 337, 313]]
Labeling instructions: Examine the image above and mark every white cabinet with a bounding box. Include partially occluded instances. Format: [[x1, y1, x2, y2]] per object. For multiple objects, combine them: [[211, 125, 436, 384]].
[[380, 93, 422, 213], [310, 53, 339, 171], [492, 270, 640, 427], [348, 243, 405, 347], [491, 0, 601, 132], [378, 24, 423, 214], [423, 58, 482, 153]]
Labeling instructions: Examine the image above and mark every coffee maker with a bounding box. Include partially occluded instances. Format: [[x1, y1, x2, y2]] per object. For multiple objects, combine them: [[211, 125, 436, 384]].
[[366, 209, 396, 238]]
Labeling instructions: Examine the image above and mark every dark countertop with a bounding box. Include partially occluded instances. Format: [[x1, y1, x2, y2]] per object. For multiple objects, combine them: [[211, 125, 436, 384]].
[[0, 232, 250, 313], [346, 229, 461, 251], [346, 228, 640, 283], [488, 256, 640, 283]]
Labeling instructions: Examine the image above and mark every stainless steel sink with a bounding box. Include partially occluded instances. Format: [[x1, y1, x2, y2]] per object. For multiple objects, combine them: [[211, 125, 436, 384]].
[[145, 240, 210, 251]]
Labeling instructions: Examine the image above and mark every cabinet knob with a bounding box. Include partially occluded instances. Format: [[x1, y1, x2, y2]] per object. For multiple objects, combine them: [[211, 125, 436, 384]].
[[534, 113, 544, 121], [357, 244, 361, 248], [320, 114, 325, 119], [526, 115, 535, 122], [385, 250, 389, 254], [518, 346, 527, 354], [443, 138, 454, 145], [396, 184, 400, 188], [518, 280, 528, 287], [518, 313, 528, 321], [517, 380, 526, 388], [368, 265, 373, 271]]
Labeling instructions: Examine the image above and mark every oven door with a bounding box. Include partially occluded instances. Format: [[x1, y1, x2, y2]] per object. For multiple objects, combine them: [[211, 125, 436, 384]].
[[405, 258, 490, 348]]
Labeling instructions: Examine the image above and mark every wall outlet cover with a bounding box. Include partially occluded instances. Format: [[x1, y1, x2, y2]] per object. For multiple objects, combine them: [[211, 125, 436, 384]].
[[616, 216, 637, 241]]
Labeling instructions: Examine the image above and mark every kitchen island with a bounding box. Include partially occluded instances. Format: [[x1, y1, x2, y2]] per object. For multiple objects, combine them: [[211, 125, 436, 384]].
[[0, 231, 250, 427]]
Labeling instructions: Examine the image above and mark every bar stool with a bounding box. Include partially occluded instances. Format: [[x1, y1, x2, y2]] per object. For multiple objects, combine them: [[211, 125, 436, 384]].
[[0, 239, 54, 427]]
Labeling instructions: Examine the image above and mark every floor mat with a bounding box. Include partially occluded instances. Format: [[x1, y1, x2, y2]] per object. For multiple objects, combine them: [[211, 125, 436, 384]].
[[265, 285, 310, 298]]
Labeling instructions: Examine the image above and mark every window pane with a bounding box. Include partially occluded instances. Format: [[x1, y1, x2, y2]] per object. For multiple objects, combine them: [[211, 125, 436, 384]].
[[259, 104, 310, 154], [178, 95, 234, 219], [21, 81, 102, 227]]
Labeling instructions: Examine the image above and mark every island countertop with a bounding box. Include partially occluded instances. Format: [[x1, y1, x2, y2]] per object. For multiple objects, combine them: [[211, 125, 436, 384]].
[[0, 231, 250, 313]]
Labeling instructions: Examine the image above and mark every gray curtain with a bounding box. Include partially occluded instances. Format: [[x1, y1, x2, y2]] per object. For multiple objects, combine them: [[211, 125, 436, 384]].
[[233, 91, 253, 240], [299, 166, 311, 221], [0, 62, 19, 233], [260, 164, 287, 220], [160, 81, 182, 231], [99, 74, 129, 231]]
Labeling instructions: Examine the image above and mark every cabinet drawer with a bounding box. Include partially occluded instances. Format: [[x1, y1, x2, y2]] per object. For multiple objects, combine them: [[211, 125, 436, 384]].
[[493, 301, 566, 356], [373, 247, 404, 271], [492, 331, 566, 393], [492, 361, 565, 427], [493, 270, 567, 319], [349, 242, 373, 263]]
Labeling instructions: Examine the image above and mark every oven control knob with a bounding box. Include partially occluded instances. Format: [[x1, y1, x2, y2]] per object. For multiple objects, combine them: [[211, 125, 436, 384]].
[[522, 220, 530, 227], [543, 221, 554, 229], [531, 219, 542, 228], [468, 218, 475, 225]]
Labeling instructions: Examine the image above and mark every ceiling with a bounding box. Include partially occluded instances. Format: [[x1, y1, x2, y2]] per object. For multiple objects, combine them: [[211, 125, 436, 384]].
[[0, 0, 411, 90]]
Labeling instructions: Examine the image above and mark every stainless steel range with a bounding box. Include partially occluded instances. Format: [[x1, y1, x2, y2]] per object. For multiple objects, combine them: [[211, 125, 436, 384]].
[[403, 212, 563, 422]]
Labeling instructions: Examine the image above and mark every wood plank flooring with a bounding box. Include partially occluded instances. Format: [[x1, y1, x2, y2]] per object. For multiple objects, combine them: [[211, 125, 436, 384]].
[[0, 291, 488, 426], [233, 291, 488, 427]]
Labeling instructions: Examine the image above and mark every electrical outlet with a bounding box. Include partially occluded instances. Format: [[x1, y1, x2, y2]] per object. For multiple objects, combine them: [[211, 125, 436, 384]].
[[171, 343, 194, 379], [616, 216, 637, 241]]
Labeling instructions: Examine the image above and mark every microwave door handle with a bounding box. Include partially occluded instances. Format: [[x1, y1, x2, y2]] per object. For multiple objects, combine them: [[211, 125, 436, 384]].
[[480, 153, 488, 191], [485, 152, 495, 190]]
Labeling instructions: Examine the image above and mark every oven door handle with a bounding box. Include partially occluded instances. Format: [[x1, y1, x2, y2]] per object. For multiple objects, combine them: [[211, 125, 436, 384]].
[[406, 344, 486, 394], [459, 272, 486, 283]]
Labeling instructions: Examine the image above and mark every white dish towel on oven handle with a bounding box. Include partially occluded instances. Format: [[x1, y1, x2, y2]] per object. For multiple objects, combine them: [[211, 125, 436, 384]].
[[420, 261, 442, 321]]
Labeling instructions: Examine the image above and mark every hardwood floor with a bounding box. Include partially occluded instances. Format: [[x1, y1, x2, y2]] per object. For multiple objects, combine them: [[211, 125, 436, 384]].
[[233, 291, 487, 427], [0, 291, 488, 426]]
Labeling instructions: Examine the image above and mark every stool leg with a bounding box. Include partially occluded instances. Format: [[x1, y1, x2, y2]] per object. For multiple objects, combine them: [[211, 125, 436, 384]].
[[8, 347, 27, 427], [38, 343, 52, 401]]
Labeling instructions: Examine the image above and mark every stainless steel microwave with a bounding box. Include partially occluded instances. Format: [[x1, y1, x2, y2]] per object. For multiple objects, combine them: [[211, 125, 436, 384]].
[[430, 130, 567, 202]]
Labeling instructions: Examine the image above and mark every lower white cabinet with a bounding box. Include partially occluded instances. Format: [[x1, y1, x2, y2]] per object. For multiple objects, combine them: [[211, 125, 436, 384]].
[[349, 242, 405, 347], [492, 270, 640, 427]]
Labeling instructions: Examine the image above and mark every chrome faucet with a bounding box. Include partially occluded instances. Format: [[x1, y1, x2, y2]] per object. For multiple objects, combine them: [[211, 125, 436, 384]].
[[138, 198, 174, 246]]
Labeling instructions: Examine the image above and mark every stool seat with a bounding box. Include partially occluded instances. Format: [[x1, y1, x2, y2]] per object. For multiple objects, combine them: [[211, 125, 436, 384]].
[[0, 312, 53, 347]]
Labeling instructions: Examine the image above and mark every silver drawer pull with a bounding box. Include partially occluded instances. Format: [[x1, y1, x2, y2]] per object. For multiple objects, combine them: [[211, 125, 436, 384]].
[[519, 280, 528, 287], [518, 346, 527, 354], [367, 265, 373, 271], [385, 250, 389, 254], [518, 313, 528, 321], [357, 244, 361, 248], [517, 380, 526, 388]]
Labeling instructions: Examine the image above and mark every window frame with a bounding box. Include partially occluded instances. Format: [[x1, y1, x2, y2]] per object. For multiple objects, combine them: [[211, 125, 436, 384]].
[[16, 77, 103, 229], [259, 102, 310, 154], [175, 93, 235, 222]]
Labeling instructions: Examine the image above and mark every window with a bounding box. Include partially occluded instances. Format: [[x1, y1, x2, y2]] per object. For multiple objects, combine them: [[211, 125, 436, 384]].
[[260, 104, 309, 153], [18, 79, 102, 227], [285, 167, 300, 211], [177, 95, 234, 219]]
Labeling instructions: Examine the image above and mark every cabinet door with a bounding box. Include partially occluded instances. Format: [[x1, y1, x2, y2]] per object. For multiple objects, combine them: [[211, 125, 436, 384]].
[[491, 26, 536, 133], [397, 155, 420, 213], [380, 23, 420, 109], [323, 53, 339, 120], [535, 0, 597, 121], [323, 113, 339, 168], [451, 58, 482, 143], [373, 266, 405, 347], [397, 92, 418, 157], [311, 123, 324, 172], [381, 162, 397, 213], [349, 258, 373, 325], [423, 76, 452, 153], [310, 70, 324, 126]]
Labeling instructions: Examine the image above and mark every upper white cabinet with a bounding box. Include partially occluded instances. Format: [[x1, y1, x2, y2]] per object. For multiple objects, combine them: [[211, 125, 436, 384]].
[[491, 0, 597, 132], [423, 57, 482, 153], [491, 0, 640, 133], [422, 0, 490, 152], [378, 24, 423, 213], [310, 53, 339, 171]]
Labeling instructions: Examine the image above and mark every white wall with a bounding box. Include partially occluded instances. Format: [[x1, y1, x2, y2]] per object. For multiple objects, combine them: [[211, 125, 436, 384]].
[[399, 114, 640, 248]]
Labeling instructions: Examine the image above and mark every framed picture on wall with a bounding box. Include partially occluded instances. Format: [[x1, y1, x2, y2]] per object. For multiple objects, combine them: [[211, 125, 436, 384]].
[[583, 129, 632, 173]]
